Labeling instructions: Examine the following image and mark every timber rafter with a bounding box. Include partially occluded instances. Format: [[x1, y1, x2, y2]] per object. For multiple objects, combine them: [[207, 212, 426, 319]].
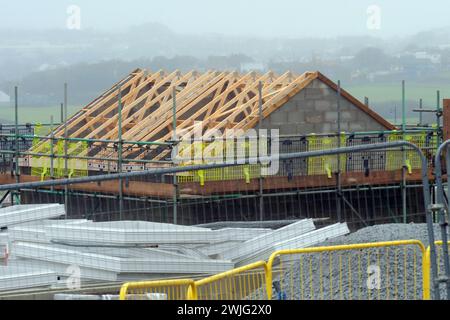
[[41, 69, 395, 166]]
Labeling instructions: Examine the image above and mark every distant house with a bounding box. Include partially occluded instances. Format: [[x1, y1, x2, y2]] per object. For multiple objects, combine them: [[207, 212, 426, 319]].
[[414, 51, 441, 64], [0, 91, 10, 103], [240, 62, 266, 73]]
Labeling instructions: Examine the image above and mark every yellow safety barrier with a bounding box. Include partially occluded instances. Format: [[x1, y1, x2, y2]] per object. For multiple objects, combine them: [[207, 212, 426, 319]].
[[386, 131, 427, 172], [175, 132, 434, 182], [176, 139, 264, 184], [30, 138, 88, 180], [266, 240, 427, 300], [307, 134, 346, 177], [119, 279, 196, 300], [188, 261, 269, 300], [119, 240, 433, 301], [423, 241, 450, 300]]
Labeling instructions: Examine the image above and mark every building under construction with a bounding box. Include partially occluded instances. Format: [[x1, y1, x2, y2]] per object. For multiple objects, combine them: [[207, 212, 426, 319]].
[[0, 69, 444, 229]]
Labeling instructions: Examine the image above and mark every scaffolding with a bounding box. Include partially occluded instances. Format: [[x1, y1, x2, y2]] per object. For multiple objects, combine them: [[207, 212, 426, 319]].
[[0, 76, 444, 231]]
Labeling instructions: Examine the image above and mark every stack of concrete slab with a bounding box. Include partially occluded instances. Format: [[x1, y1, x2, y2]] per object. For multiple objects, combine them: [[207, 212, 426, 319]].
[[0, 204, 69, 292], [0, 266, 57, 292], [0, 203, 350, 294], [209, 220, 350, 266], [6, 220, 237, 286], [0, 233, 8, 261], [232, 223, 350, 266], [0, 204, 65, 228]]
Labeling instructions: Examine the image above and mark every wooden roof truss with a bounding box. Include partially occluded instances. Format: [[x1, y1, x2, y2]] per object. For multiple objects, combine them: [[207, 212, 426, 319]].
[[46, 69, 394, 166]]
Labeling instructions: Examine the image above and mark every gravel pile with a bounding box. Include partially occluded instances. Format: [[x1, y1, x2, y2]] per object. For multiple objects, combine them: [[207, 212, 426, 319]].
[[271, 223, 449, 300], [322, 223, 443, 247]]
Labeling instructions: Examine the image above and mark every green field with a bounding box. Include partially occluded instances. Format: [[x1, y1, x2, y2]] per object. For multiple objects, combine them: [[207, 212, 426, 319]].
[[347, 82, 450, 125], [0, 105, 81, 124], [0, 82, 447, 125], [347, 82, 450, 105]]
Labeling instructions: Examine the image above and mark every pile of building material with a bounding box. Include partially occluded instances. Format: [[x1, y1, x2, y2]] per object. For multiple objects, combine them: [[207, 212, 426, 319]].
[[0, 203, 349, 294], [0, 204, 65, 228], [217, 220, 350, 266], [0, 233, 8, 260], [272, 223, 440, 300], [0, 266, 57, 292], [0, 204, 67, 292], [53, 293, 167, 300]]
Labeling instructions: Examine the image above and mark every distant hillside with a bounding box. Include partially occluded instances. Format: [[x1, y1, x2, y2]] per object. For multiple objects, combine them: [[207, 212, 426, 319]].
[[0, 55, 252, 107]]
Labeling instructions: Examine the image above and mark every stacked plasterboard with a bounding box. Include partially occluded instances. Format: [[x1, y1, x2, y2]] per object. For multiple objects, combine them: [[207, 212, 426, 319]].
[[0, 204, 67, 292], [0, 202, 350, 294], [232, 223, 350, 267], [53, 293, 167, 300], [0, 232, 8, 260], [0, 266, 57, 292], [0, 204, 66, 228], [192, 220, 350, 267]]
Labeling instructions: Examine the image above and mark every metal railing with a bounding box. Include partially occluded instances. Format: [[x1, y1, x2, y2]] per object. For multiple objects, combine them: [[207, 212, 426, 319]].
[[0, 141, 438, 297], [119, 240, 437, 300], [188, 261, 268, 300], [119, 279, 196, 300], [266, 240, 427, 300], [0, 140, 435, 227], [431, 140, 450, 299], [0, 128, 437, 176]]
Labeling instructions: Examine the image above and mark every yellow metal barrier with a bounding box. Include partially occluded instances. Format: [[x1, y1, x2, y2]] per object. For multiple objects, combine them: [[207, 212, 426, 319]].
[[189, 261, 269, 300], [424, 246, 431, 300], [119, 240, 433, 301], [424, 241, 450, 300], [119, 279, 196, 300], [266, 240, 427, 300]]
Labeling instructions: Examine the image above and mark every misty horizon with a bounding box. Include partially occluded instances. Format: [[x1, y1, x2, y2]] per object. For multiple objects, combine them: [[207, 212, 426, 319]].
[[1, 0, 450, 126], [2, 0, 450, 38]]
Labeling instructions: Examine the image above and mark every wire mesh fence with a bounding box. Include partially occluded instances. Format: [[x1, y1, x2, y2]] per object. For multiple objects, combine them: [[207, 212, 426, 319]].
[[192, 261, 268, 300], [0, 137, 436, 297], [267, 241, 426, 300], [0, 130, 432, 229], [119, 279, 195, 300]]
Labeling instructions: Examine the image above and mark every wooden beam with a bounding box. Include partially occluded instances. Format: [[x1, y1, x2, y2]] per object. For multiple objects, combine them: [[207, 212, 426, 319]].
[[53, 69, 145, 138], [81, 70, 181, 140], [121, 72, 228, 146]]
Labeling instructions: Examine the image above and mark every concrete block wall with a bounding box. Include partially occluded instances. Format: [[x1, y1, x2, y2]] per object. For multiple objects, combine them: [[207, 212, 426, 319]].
[[261, 79, 387, 135]]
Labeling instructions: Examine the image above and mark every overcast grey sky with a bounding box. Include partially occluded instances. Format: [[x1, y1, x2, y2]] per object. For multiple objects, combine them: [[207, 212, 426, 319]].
[[1, 0, 449, 38]]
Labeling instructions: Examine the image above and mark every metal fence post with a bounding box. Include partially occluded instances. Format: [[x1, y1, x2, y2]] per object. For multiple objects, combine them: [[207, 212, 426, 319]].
[[258, 81, 264, 223], [401, 80, 407, 223], [433, 139, 450, 299], [13, 86, 19, 206], [64, 83, 68, 219], [336, 80, 342, 222], [172, 86, 178, 225], [117, 85, 124, 220], [50, 116, 54, 183]]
